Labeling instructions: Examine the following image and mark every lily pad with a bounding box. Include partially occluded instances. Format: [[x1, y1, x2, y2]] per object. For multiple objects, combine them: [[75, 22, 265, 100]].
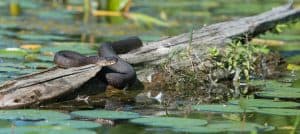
[[0, 62, 26, 68], [36, 55, 54, 62], [192, 104, 257, 113], [256, 108, 300, 116], [0, 29, 17, 37], [36, 120, 102, 129], [174, 122, 274, 133], [0, 66, 20, 72], [248, 80, 292, 89], [130, 117, 207, 128], [0, 48, 27, 59], [38, 10, 74, 21], [256, 91, 300, 99], [19, 0, 42, 9], [17, 34, 72, 42], [0, 110, 70, 121], [24, 62, 54, 69], [0, 126, 96, 134], [229, 99, 300, 108], [71, 110, 140, 120], [173, 126, 224, 133], [0, 120, 12, 128]]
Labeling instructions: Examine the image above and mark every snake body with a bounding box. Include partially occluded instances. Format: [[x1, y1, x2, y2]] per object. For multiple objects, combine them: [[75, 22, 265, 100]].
[[54, 37, 142, 89]]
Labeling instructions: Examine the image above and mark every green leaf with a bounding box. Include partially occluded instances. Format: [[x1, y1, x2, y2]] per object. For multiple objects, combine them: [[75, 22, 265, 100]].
[[36, 120, 102, 129], [256, 91, 300, 99], [175, 122, 274, 133], [192, 104, 257, 113], [0, 110, 70, 121], [229, 99, 300, 108], [71, 110, 140, 120], [18, 34, 72, 42], [130, 117, 207, 128], [248, 80, 292, 89], [0, 66, 20, 72], [257, 108, 300, 116], [0, 48, 27, 59], [24, 62, 54, 69], [0, 126, 96, 134]]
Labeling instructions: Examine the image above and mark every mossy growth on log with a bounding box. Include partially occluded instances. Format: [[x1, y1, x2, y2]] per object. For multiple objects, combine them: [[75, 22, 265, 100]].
[[147, 40, 285, 103]]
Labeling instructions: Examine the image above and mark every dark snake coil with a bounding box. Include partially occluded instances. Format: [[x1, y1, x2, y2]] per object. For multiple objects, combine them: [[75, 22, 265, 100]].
[[54, 37, 142, 89]]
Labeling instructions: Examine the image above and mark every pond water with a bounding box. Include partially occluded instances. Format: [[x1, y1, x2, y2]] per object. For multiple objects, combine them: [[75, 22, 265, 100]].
[[0, 0, 300, 134]]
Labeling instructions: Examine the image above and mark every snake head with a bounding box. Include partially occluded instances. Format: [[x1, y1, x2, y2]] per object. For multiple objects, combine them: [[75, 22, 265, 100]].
[[96, 57, 118, 66]]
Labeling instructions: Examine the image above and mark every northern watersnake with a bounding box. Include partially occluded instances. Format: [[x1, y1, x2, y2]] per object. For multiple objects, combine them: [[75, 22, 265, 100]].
[[54, 37, 142, 89]]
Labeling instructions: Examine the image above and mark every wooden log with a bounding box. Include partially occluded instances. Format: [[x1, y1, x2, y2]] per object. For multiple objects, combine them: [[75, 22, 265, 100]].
[[0, 65, 103, 108], [119, 4, 300, 81]]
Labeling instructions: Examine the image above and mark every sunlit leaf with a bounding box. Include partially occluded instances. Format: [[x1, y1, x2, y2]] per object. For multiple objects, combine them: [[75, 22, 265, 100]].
[[0, 48, 27, 59]]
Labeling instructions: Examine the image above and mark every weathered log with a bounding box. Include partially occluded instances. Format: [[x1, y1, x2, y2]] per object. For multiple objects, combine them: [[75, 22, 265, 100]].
[[0, 65, 103, 108], [119, 4, 300, 81]]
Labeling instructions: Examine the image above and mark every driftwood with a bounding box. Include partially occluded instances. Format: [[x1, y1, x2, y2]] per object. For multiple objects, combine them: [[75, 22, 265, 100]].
[[0, 4, 299, 108], [0, 65, 103, 108], [120, 4, 300, 81]]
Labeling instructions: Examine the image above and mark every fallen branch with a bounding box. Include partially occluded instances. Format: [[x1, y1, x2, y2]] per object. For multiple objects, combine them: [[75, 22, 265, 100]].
[[119, 4, 300, 80]]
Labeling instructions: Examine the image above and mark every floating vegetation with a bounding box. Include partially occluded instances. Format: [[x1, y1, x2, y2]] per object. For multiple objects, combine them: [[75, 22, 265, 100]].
[[248, 80, 292, 89], [37, 10, 74, 21], [35, 120, 102, 129], [192, 104, 257, 113], [229, 99, 300, 108], [17, 34, 72, 42], [23, 62, 54, 69], [257, 108, 300, 116], [130, 117, 207, 128], [0, 126, 96, 134], [174, 122, 274, 133], [71, 110, 140, 120], [256, 91, 300, 99], [0, 48, 27, 59], [0, 110, 70, 121], [0, 66, 20, 72]]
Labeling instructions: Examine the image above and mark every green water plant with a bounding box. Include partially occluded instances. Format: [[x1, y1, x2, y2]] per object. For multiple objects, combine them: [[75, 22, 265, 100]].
[[209, 41, 267, 81], [36, 120, 102, 129], [0, 110, 70, 121], [70, 110, 140, 120], [130, 117, 207, 128], [192, 104, 257, 113], [230, 99, 300, 108]]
